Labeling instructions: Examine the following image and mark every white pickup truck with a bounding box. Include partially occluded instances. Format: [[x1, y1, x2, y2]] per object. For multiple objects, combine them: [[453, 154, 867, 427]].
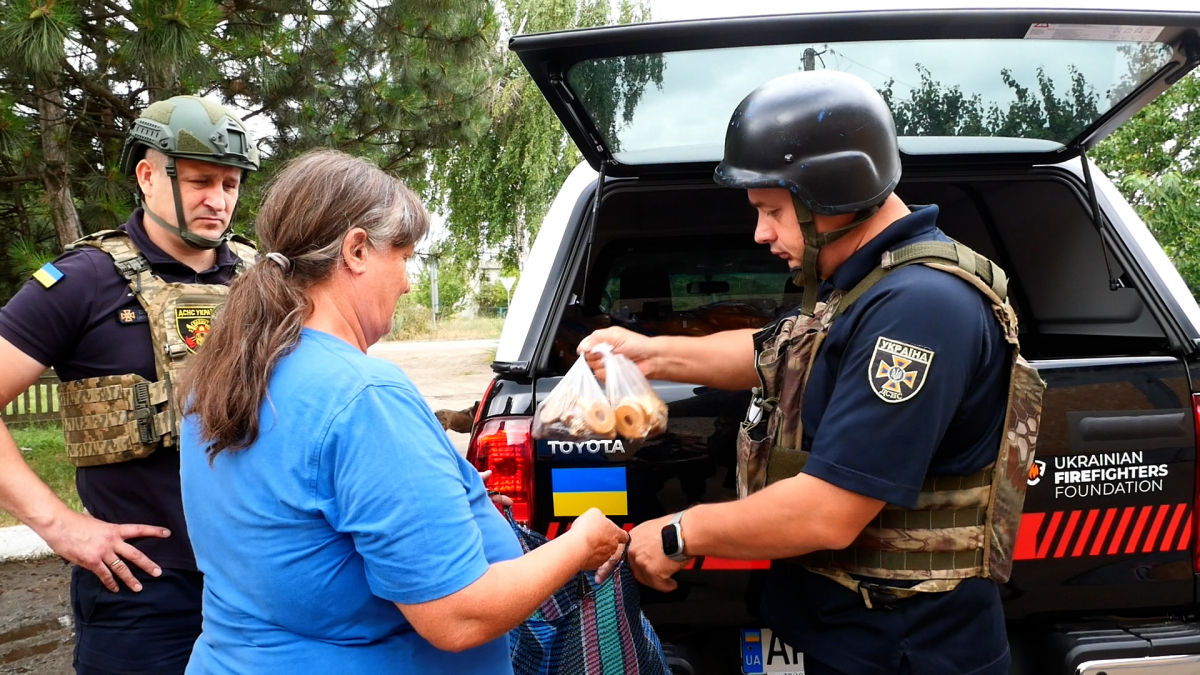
[[470, 8, 1200, 675]]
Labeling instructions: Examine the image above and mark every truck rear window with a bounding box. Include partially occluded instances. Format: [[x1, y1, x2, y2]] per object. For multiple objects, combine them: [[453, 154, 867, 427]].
[[597, 243, 796, 318]]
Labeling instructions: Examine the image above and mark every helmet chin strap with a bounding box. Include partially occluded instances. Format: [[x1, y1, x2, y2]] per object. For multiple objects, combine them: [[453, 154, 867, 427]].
[[789, 195, 879, 316], [142, 156, 231, 250]]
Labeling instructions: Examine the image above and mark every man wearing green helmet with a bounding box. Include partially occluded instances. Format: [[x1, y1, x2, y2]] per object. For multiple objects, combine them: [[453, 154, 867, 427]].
[[0, 95, 260, 674]]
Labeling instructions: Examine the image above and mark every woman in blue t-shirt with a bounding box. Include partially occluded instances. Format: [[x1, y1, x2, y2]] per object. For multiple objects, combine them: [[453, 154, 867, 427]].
[[176, 149, 628, 674]]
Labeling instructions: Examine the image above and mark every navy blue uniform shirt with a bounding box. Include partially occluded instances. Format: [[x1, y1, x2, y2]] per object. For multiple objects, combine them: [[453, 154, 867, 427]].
[[0, 210, 246, 571], [760, 205, 1012, 675]]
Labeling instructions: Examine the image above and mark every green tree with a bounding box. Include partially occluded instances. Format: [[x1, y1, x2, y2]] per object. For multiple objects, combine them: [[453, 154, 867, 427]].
[[0, 0, 495, 301], [1094, 71, 1200, 297], [474, 277, 510, 316], [880, 65, 1098, 140], [411, 257, 470, 319], [878, 59, 1200, 296], [430, 0, 657, 273]]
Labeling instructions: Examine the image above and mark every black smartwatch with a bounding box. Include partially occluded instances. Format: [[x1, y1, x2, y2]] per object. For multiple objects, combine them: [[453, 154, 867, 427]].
[[661, 510, 691, 563]]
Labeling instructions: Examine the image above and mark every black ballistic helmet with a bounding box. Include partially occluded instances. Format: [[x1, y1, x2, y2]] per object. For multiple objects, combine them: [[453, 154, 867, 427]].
[[714, 70, 900, 214], [715, 71, 902, 315]]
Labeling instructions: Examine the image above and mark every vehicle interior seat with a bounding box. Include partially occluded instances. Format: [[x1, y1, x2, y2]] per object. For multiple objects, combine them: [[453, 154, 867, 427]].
[[619, 265, 672, 319]]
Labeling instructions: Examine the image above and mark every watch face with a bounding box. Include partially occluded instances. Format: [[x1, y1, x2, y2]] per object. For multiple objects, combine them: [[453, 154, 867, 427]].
[[661, 524, 681, 556]]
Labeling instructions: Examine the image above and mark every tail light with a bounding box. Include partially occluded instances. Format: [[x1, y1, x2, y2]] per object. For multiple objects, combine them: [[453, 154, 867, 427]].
[[1193, 394, 1200, 572], [468, 416, 535, 525]]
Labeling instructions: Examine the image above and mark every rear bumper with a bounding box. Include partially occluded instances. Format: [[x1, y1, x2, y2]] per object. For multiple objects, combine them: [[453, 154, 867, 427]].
[[1014, 620, 1200, 675], [1077, 654, 1200, 675]]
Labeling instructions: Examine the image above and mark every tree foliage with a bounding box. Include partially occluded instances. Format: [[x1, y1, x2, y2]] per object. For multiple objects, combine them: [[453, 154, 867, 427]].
[[880, 65, 1099, 140], [430, 0, 656, 275], [410, 255, 470, 320], [878, 57, 1200, 296], [1093, 71, 1200, 297], [0, 0, 496, 301]]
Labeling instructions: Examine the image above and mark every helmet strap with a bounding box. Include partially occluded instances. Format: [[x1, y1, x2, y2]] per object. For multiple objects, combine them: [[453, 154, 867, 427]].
[[142, 156, 230, 250], [790, 195, 880, 315]]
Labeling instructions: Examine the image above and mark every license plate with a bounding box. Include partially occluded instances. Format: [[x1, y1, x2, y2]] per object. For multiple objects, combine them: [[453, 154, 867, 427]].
[[741, 628, 805, 674]]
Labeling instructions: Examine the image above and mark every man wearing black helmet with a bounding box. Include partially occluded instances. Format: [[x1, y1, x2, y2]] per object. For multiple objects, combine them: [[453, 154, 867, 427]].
[[0, 96, 260, 674], [581, 70, 1041, 674]]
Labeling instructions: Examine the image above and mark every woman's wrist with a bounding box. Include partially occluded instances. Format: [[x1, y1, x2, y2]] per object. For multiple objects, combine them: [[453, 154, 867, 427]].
[[558, 525, 597, 571]]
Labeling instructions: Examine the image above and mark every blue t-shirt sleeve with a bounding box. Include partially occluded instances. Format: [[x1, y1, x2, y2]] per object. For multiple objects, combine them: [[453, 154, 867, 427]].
[[320, 383, 491, 605], [803, 269, 994, 508], [0, 249, 101, 366]]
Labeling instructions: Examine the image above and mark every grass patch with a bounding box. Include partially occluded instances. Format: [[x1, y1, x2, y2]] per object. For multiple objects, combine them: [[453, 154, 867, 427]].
[[387, 295, 505, 341], [1, 424, 79, 528]]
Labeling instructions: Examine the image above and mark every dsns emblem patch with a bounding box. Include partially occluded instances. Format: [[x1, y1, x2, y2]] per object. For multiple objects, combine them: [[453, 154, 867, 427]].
[[175, 306, 216, 353], [869, 337, 933, 403]]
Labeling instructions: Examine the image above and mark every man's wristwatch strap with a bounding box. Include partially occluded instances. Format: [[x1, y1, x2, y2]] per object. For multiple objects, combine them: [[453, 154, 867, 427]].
[[662, 509, 692, 563]]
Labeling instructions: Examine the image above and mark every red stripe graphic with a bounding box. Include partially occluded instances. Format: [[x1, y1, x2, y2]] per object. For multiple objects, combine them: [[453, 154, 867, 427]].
[[1013, 513, 1044, 561], [1091, 509, 1119, 556], [1072, 510, 1100, 557], [1142, 505, 1171, 553], [1054, 511, 1081, 558], [1108, 508, 1136, 555], [1036, 512, 1063, 559], [1015, 505, 1193, 562], [1161, 504, 1188, 552], [1125, 506, 1154, 554]]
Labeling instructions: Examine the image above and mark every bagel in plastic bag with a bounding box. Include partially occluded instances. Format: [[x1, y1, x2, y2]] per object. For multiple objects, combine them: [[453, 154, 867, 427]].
[[532, 357, 617, 440], [592, 343, 668, 440]]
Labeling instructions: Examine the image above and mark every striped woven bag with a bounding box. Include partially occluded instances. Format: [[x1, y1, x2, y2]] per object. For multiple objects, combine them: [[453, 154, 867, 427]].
[[504, 509, 670, 675]]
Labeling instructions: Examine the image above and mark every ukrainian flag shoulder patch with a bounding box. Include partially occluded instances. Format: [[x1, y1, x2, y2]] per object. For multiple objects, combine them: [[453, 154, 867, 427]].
[[32, 263, 64, 289], [551, 467, 628, 517]]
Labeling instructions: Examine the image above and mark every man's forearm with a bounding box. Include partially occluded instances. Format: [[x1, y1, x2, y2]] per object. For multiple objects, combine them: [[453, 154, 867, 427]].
[[0, 421, 73, 532], [682, 473, 885, 560], [653, 329, 759, 390]]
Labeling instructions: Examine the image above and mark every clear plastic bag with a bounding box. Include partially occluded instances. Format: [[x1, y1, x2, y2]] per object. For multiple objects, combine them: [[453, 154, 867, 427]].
[[533, 356, 617, 440], [594, 343, 668, 440]]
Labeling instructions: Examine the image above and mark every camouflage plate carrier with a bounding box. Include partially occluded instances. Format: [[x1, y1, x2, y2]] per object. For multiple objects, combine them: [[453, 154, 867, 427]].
[[736, 240, 1045, 608], [57, 231, 256, 467]]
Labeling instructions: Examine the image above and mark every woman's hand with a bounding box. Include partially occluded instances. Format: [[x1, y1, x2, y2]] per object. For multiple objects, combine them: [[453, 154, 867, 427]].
[[568, 508, 630, 581], [478, 470, 513, 507], [578, 327, 659, 382]]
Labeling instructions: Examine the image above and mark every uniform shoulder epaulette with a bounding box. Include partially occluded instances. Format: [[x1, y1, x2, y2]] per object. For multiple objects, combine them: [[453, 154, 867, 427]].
[[65, 229, 128, 252], [226, 235, 259, 275], [228, 232, 258, 250]]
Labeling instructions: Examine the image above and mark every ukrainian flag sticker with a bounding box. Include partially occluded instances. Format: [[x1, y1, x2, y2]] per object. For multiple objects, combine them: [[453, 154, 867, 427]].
[[551, 467, 628, 517], [32, 263, 64, 289]]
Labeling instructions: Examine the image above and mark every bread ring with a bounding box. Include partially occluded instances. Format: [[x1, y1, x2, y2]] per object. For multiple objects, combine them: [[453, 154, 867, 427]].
[[583, 399, 616, 436], [615, 400, 648, 438], [539, 395, 565, 425], [647, 401, 668, 436]]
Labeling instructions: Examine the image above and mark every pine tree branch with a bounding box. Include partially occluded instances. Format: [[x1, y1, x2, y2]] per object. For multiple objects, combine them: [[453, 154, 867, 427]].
[[0, 175, 41, 185], [60, 59, 136, 122]]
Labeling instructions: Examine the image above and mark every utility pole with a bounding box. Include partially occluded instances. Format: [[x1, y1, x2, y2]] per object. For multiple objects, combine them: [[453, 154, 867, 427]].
[[801, 47, 825, 72], [429, 255, 440, 331]]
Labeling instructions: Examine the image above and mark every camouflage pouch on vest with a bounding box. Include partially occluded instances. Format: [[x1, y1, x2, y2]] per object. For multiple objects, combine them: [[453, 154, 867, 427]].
[[735, 294, 841, 499], [58, 374, 170, 467]]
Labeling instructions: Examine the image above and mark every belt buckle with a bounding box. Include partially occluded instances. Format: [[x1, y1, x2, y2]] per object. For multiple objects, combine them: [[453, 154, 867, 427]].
[[859, 581, 900, 610]]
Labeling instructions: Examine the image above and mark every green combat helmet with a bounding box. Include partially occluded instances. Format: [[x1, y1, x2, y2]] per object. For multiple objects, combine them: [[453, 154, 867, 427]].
[[119, 96, 260, 249]]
